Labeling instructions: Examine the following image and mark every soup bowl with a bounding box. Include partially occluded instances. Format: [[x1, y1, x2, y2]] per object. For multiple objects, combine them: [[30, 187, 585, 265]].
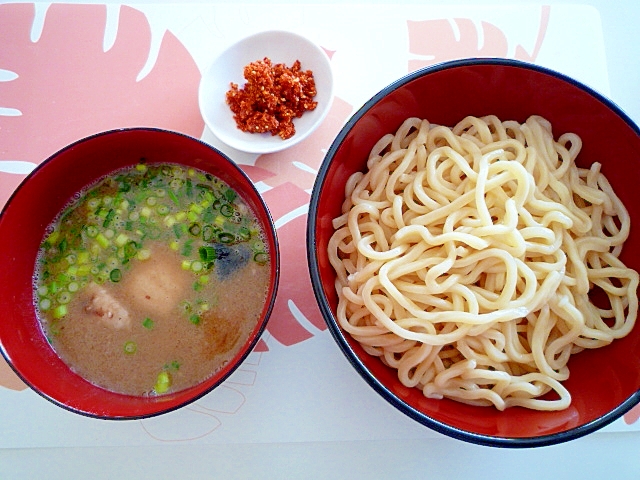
[[0, 128, 279, 419], [307, 58, 640, 447]]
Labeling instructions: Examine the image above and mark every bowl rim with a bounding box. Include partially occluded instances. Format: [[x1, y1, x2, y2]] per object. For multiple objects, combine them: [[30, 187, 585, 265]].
[[306, 57, 640, 448], [0, 127, 281, 420], [198, 29, 334, 154]]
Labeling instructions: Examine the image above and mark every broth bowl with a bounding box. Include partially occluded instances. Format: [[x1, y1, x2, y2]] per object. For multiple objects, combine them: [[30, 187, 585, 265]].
[[0, 128, 279, 419], [307, 58, 640, 447]]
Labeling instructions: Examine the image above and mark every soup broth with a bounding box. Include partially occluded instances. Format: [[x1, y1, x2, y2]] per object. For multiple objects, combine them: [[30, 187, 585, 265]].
[[34, 163, 271, 396]]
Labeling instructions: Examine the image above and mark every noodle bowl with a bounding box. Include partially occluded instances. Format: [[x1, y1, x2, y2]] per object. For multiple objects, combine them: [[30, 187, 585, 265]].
[[328, 114, 638, 411]]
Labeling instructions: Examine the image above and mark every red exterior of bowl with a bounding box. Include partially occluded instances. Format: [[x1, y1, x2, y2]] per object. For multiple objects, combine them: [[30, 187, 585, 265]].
[[0, 128, 279, 419], [307, 59, 640, 447]]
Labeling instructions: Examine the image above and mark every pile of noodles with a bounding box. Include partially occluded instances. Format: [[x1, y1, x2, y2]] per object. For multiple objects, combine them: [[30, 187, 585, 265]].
[[328, 115, 638, 411]]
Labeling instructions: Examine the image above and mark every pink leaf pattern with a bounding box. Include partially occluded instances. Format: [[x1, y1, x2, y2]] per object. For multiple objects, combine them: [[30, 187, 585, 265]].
[[0, 3, 203, 208], [407, 6, 550, 71], [241, 97, 354, 349], [624, 404, 640, 425]]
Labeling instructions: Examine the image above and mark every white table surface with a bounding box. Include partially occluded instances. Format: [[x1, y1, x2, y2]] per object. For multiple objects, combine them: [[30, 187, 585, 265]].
[[1, 1, 639, 478]]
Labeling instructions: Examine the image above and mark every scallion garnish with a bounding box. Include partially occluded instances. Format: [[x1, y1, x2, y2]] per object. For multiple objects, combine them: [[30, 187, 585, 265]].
[[109, 268, 122, 282], [188, 222, 202, 236], [123, 341, 137, 354], [103, 208, 115, 228], [220, 203, 234, 217], [198, 246, 216, 262], [154, 371, 171, 394], [254, 252, 269, 265], [142, 317, 154, 329], [202, 225, 215, 242], [218, 232, 235, 244]]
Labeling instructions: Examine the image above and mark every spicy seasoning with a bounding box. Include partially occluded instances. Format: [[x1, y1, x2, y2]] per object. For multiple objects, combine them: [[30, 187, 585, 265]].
[[225, 57, 318, 140]]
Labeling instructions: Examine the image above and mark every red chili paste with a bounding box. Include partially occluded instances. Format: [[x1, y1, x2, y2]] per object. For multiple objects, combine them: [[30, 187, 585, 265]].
[[225, 57, 318, 140]]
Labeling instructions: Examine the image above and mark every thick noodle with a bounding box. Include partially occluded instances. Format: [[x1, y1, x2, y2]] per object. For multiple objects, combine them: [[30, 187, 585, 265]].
[[328, 115, 639, 411]]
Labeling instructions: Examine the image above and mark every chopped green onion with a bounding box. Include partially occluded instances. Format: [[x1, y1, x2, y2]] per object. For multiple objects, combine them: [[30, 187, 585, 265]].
[[39, 298, 52, 311], [123, 341, 137, 354], [77, 251, 90, 264], [218, 232, 235, 244], [58, 237, 68, 254], [199, 246, 216, 262], [77, 264, 92, 276], [223, 188, 237, 203], [189, 314, 200, 325], [154, 371, 171, 394], [142, 317, 154, 329], [220, 203, 234, 217], [115, 233, 129, 247], [156, 204, 169, 216], [110, 268, 122, 282], [58, 291, 72, 304], [52, 304, 68, 319], [48, 281, 60, 294], [87, 198, 101, 210], [124, 241, 139, 259], [188, 222, 201, 236], [167, 189, 179, 206], [46, 229, 61, 245], [187, 210, 199, 223], [238, 227, 251, 241], [173, 223, 184, 239], [180, 300, 192, 313], [202, 225, 215, 242], [103, 208, 115, 228], [163, 215, 177, 227], [254, 252, 269, 265], [189, 203, 203, 215], [181, 239, 193, 257], [95, 233, 110, 249]]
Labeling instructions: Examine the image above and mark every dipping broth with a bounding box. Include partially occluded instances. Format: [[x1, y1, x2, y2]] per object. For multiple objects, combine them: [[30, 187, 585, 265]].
[[34, 163, 271, 396]]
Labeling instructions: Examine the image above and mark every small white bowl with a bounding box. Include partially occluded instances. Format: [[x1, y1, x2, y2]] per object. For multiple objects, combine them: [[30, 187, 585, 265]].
[[199, 30, 334, 154]]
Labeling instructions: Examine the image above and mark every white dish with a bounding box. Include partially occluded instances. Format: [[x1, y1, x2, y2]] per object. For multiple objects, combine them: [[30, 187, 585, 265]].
[[199, 30, 334, 155]]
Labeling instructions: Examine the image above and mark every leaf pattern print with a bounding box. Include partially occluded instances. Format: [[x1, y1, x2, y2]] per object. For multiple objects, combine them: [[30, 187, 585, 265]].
[[0, 3, 203, 208], [407, 6, 550, 71], [241, 95, 354, 349]]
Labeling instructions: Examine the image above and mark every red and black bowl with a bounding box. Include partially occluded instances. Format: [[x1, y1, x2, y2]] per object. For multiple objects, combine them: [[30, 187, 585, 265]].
[[307, 58, 640, 447], [0, 128, 279, 419]]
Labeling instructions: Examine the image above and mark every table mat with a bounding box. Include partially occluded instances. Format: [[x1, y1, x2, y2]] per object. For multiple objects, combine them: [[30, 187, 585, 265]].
[[1, 2, 638, 448]]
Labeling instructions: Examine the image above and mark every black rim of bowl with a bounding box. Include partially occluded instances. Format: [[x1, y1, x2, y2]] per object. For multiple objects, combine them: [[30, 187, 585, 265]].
[[0, 127, 280, 420], [306, 57, 640, 448]]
